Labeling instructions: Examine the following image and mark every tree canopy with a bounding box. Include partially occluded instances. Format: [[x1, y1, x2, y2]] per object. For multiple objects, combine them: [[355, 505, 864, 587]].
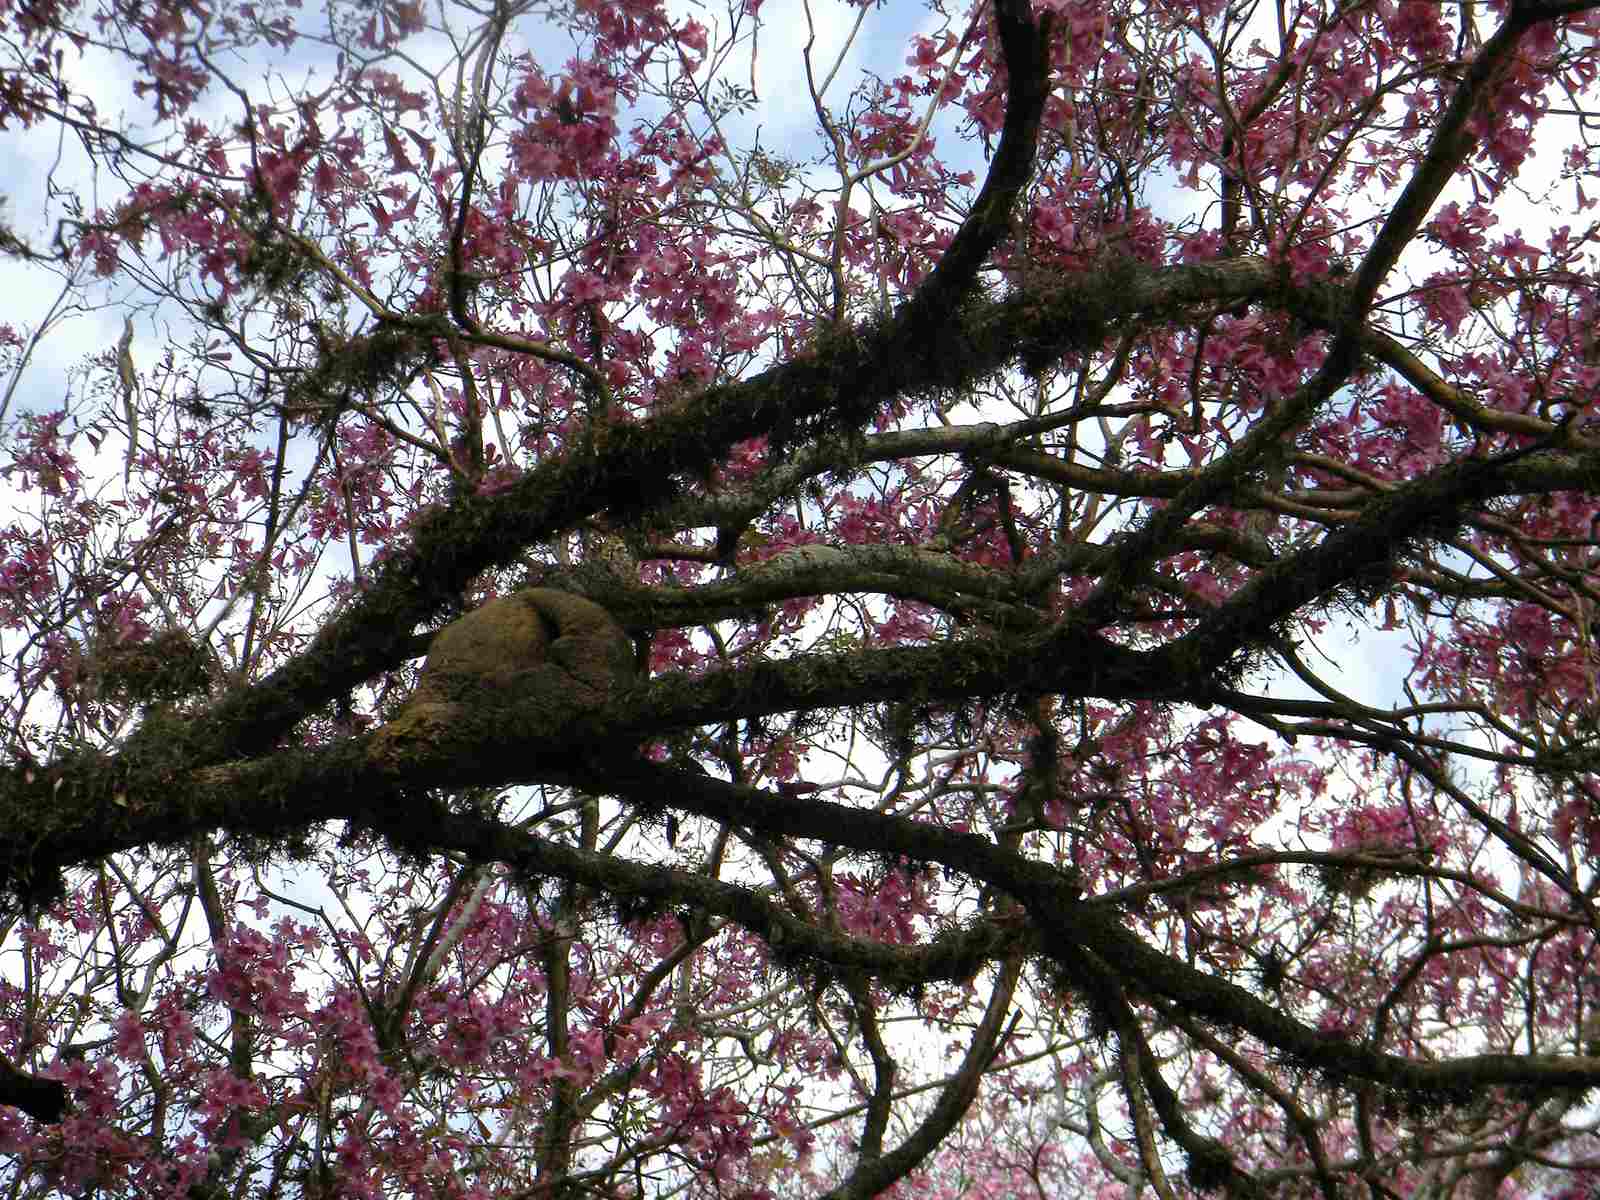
[[4, 0, 1600, 1195]]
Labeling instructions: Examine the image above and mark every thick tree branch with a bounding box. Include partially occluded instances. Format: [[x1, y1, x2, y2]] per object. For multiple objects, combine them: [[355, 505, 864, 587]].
[[585, 766, 1600, 1103], [114, 257, 1288, 775], [10, 440, 1600, 904], [1165, 447, 1600, 680], [1348, 8, 1542, 314], [11, 737, 1600, 1128], [373, 809, 1035, 989]]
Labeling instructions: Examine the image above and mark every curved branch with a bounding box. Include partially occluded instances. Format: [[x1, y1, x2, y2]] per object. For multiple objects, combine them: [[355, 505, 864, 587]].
[[583, 765, 1600, 1103], [820, 953, 1024, 1200]]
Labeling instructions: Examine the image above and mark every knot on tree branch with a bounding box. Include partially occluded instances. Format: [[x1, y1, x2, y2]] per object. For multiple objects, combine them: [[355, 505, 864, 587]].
[[369, 589, 636, 766]]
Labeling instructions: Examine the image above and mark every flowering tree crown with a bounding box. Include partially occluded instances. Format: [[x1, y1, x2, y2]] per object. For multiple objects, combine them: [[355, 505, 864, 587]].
[[3, 0, 1600, 1196]]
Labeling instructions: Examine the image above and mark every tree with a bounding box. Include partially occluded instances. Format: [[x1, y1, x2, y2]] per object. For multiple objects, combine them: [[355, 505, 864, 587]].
[[2, 0, 1600, 1194]]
